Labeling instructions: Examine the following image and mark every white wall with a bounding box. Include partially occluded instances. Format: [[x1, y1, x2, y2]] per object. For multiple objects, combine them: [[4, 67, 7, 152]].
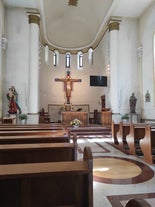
[[3, 7, 29, 115], [0, 0, 5, 117], [138, 2, 155, 118]]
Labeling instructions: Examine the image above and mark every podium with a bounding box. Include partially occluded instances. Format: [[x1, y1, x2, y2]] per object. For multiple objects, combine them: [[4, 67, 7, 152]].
[[101, 109, 112, 126]]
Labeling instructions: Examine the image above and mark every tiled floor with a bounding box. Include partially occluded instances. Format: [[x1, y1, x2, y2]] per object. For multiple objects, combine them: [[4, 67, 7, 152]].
[[76, 136, 155, 207]]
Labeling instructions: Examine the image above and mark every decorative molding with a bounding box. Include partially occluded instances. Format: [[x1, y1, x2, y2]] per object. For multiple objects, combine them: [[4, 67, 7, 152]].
[[108, 21, 120, 32], [137, 45, 143, 58], [28, 14, 40, 26], [1, 37, 8, 50]]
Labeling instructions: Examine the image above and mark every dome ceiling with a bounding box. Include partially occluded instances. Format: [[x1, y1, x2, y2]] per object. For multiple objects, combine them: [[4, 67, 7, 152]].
[[40, 0, 114, 53], [3, 0, 154, 53]]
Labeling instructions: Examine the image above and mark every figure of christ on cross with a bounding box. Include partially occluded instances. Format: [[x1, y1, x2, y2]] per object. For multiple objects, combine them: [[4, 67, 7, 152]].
[[55, 71, 82, 104]]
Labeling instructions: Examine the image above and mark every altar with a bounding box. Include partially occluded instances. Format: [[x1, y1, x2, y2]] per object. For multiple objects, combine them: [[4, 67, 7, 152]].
[[61, 111, 88, 125], [48, 104, 89, 123]]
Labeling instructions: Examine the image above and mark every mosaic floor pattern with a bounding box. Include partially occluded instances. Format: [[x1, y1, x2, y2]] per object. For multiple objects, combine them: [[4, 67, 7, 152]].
[[77, 137, 155, 207]]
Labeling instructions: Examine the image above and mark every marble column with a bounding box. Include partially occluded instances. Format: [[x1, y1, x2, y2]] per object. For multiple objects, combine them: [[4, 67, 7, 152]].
[[109, 21, 120, 114], [28, 14, 40, 123]]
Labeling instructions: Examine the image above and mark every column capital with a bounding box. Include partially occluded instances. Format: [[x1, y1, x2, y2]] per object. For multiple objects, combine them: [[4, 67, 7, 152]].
[[28, 14, 40, 26], [109, 21, 120, 32]]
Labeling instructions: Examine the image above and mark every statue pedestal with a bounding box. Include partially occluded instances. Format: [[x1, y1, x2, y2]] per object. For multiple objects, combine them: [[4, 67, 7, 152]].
[[129, 113, 140, 123], [64, 104, 72, 111]]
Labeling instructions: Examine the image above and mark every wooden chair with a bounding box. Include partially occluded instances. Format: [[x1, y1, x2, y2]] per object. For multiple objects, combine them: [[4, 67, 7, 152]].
[[89, 109, 98, 124]]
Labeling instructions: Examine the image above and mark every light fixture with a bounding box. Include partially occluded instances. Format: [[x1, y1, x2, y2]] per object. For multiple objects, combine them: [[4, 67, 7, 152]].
[[68, 0, 78, 7]]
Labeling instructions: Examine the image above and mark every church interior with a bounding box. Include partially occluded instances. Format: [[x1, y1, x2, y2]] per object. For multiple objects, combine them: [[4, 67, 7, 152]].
[[0, 0, 155, 206]]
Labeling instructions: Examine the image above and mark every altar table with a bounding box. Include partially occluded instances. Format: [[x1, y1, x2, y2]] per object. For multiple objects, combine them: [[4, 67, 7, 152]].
[[61, 111, 88, 125]]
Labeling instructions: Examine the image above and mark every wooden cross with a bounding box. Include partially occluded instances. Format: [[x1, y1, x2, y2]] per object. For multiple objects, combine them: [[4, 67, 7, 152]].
[[55, 71, 82, 104]]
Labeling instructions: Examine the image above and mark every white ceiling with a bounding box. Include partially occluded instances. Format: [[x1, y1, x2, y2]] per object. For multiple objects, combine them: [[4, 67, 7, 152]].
[[3, 0, 154, 53]]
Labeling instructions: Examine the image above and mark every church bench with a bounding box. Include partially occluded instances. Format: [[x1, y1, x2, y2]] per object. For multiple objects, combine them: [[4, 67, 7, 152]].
[[0, 129, 67, 137], [116, 122, 130, 150], [116, 122, 151, 152], [125, 123, 146, 155], [0, 146, 93, 207], [126, 199, 151, 207], [0, 122, 63, 126], [0, 134, 70, 144], [67, 126, 111, 139], [139, 125, 155, 164], [0, 126, 65, 131], [0, 123, 64, 130], [0, 141, 77, 164], [111, 121, 119, 144]]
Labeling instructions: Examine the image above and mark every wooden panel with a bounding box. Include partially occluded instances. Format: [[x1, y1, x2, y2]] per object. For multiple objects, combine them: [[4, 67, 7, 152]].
[[0, 142, 77, 164], [2, 117, 16, 124], [0, 146, 93, 207], [48, 104, 89, 123], [140, 126, 155, 164], [62, 111, 88, 125], [101, 111, 112, 125]]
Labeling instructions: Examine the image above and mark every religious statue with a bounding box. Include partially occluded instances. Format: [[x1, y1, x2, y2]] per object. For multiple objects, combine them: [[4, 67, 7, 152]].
[[55, 71, 82, 104], [129, 93, 137, 114], [145, 90, 150, 102], [7, 86, 21, 114]]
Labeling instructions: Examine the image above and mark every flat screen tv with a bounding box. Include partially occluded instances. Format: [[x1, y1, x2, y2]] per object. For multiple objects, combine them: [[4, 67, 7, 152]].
[[90, 75, 107, 87]]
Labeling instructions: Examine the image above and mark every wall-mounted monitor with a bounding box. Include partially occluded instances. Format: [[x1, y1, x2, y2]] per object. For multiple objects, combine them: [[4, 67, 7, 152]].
[[90, 75, 107, 87]]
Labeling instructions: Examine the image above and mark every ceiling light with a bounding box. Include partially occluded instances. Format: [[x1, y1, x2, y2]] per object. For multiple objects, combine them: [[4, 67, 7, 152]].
[[68, 0, 78, 7]]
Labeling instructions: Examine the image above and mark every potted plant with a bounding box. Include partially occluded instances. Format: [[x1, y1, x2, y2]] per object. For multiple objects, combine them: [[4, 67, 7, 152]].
[[121, 114, 129, 123], [70, 118, 82, 127], [19, 113, 27, 124]]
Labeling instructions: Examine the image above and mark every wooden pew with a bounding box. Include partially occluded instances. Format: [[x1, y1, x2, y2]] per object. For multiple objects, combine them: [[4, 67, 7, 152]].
[[126, 123, 146, 155], [126, 199, 151, 207], [0, 123, 65, 131], [68, 126, 111, 139], [111, 121, 119, 144], [0, 146, 93, 207], [0, 134, 70, 144], [0, 129, 67, 137], [0, 141, 77, 164], [139, 125, 155, 164], [0, 123, 63, 127], [116, 122, 130, 150], [0, 125, 69, 144]]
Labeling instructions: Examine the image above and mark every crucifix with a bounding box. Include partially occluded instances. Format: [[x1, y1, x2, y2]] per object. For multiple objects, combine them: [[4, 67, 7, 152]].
[[55, 71, 82, 104]]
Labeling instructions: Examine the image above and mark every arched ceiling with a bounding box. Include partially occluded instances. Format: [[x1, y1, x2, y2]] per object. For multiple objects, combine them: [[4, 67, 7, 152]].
[[3, 0, 154, 53], [40, 0, 114, 53]]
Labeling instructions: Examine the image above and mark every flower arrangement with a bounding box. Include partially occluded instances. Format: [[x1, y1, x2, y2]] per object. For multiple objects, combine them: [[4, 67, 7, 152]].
[[70, 118, 82, 126]]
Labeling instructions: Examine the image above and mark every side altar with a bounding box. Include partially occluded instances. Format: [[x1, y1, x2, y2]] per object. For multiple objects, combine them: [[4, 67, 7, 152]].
[[61, 111, 88, 125]]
